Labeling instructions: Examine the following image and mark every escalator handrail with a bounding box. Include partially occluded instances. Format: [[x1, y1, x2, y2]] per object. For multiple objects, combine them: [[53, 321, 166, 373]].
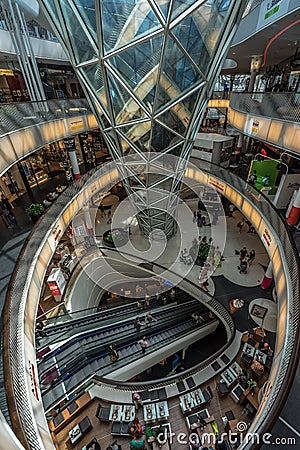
[[38, 302, 207, 378]]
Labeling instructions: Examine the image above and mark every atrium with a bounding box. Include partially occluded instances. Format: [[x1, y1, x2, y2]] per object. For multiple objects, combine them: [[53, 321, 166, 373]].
[[0, 1, 300, 450]]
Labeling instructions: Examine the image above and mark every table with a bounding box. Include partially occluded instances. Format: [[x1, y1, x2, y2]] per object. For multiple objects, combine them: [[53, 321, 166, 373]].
[[230, 361, 242, 377], [255, 349, 267, 365], [190, 416, 216, 448], [122, 405, 135, 422], [155, 401, 169, 421], [109, 404, 135, 422], [243, 343, 255, 357], [69, 424, 82, 445], [242, 387, 259, 410], [221, 368, 236, 386], [225, 419, 241, 434], [109, 405, 122, 421], [69, 416, 92, 445], [179, 389, 205, 413], [144, 403, 157, 422]]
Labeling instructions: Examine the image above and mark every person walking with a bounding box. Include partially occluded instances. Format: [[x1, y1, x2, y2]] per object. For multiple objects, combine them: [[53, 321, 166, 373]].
[[245, 219, 252, 233], [197, 210, 202, 227], [198, 268, 209, 292], [239, 246, 248, 261], [108, 344, 119, 362], [138, 336, 153, 354], [248, 170, 257, 186], [237, 218, 245, 234], [145, 311, 157, 326], [134, 317, 143, 332], [248, 249, 256, 266], [228, 204, 235, 217]]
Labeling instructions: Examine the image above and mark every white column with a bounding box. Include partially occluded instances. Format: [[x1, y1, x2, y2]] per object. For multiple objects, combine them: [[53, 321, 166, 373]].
[[211, 141, 222, 165], [64, 138, 80, 179], [83, 206, 94, 235], [261, 261, 273, 289], [236, 134, 243, 152], [287, 188, 300, 225]]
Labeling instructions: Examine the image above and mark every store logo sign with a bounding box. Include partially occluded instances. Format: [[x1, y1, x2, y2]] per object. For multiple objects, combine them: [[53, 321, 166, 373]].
[[52, 224, 61, 241], [263, 228, 272, 247], [265, 0, 281, 19]]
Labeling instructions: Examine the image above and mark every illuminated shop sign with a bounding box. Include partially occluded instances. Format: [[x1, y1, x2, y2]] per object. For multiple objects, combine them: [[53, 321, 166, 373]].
[[52, 224, 62, 241], [262, 227, 272, 247], [208, 176, 225, 192], [29, 361, 39, 400]]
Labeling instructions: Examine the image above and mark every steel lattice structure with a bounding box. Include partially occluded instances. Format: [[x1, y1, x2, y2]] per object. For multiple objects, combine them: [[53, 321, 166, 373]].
[[38, 0, 246, 238]]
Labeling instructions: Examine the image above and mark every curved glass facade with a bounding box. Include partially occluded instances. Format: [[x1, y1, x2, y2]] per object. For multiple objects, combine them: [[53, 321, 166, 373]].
[[38, 0, 245, 237]]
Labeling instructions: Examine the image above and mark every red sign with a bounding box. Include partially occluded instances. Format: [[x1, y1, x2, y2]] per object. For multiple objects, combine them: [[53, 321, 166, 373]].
[[48, 282, 61, 296]]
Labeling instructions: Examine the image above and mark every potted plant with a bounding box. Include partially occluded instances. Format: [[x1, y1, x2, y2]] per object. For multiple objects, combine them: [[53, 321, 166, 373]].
[[25, 203, 45, 223], [152, 425, 166, 445], [247, 378, 257, 393], [145, 426, 154, 441]]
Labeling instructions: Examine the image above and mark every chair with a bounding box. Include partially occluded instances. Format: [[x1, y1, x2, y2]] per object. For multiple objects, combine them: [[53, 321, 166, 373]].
[[241, 353, 253, 368], [216, 381, 229, 398], [82, 438, 100, 450], [202, 390, 211, 404], [139, 390, 150, 402], [265, 356, 273, 370], [197, 409, 209, 420], [157, 387, 167, 400], [79, 416, 93, 435], [206, 385, 214, 399], [186, 377, 196, 389], [53, 412, 64, 428], [242, 402, 256, 419], [247, 337, 257, 348], [96, 405, 110, 422], [177, 380, 186, 393], [111, 421, 122, 435], [67, 401, 78, 415], [225, 410, 235, 421]]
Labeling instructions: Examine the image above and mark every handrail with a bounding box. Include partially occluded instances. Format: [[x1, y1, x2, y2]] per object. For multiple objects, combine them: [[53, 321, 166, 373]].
[[229, 91, 300, 123], [0, 98, 92, 137]]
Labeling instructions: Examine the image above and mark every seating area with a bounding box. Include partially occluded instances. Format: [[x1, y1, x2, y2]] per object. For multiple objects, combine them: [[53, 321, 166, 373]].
[[42, 185, 67, 208], [47, 328, 274, 450]]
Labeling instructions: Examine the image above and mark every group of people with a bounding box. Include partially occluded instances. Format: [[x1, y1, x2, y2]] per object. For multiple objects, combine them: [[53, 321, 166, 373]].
[[237, 246, 256, 274], [236, 218, 255, 234], [193, 210, 207, 227], [134, 311, 158, 332], [191, 312, 206, 324], [43, 185, 66, 208], [128, 417, 145, 450]]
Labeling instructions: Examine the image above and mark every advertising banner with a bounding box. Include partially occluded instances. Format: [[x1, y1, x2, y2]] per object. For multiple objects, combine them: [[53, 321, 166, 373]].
[[273, 173, 300, 208], [257, 0, 291, 32]]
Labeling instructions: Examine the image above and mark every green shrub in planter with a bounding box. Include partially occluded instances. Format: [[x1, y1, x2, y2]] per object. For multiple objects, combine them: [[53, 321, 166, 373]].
[[25, 203, 45, 223]]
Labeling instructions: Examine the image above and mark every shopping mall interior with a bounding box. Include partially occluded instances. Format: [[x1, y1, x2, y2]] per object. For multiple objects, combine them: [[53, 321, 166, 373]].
[[0, 1, 300, 450]]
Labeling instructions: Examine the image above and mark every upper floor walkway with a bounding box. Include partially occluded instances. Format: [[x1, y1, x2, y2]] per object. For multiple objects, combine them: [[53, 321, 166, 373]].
[[0, 91, 299, 177]]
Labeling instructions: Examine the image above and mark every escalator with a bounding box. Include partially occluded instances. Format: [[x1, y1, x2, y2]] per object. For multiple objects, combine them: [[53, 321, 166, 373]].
[[39, 301, 218, 411], [38, 288, 186, 345]]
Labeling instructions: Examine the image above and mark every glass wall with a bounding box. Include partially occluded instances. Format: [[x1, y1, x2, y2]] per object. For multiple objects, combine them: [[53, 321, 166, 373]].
[[38, 0, 246, 237]]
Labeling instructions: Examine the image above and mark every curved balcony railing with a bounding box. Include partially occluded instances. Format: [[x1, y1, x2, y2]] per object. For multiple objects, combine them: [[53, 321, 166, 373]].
[[2, 157, 300, 450], [0, 98, 91, 137], [229, 91, 300, 123]]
